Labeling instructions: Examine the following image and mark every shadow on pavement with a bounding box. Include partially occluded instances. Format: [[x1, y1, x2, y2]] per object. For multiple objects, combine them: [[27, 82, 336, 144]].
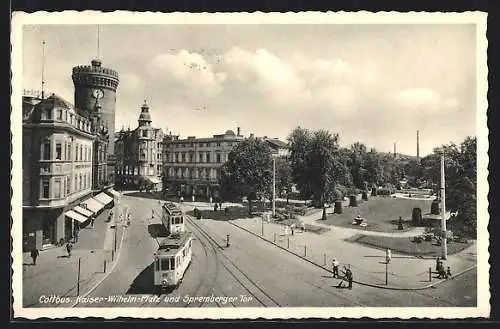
[[126, 262, 155, 295], [148, 223, 169, 239], [126, 262, 176, 295]]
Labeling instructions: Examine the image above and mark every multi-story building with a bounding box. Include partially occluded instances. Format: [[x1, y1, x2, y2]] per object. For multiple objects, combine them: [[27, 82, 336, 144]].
[[163, 128, 244, 199], [115, 101, 164, 191], [22, 93, 95, 250]]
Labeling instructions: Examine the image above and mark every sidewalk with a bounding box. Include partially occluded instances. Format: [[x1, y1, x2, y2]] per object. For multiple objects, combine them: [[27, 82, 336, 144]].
[[229, 217, 476, 290], [22, 205, 127, 307]]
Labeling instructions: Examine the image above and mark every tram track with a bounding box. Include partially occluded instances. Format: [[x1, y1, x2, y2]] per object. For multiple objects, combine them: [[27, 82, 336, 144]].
[[194, 217, 368, 307], [186, 215, 281, 307], [138, 206, 222, 308]]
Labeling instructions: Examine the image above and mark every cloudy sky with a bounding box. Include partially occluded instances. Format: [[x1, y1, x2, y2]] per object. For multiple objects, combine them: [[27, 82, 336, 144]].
[[22, 24, 476, 156]]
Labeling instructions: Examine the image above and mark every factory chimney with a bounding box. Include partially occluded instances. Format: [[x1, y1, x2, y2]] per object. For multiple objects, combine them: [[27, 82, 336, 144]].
[[417, 130, 420, 162]]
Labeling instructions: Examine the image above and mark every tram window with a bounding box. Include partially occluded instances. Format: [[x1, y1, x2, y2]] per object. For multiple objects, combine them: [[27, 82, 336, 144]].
[[170, 257, 175, 269], [160, 258, 170, 270], [180, 216, 184, 224], [155, 258, 160, 269]]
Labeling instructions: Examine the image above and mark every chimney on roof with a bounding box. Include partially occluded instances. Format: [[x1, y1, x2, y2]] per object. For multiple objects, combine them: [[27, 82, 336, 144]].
[[237, 127, 241, 136]]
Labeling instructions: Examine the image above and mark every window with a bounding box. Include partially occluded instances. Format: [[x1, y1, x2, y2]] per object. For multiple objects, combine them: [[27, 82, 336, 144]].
[[67, 142, 72, 161], [42, 179, 50, 198], [57, 109, 63, 120], [181, 153, 186, 162], [54, 179, 61, 198], [66, 177, 71, 194], [199, 152, 204, 162], [55, 143, 62, 160], [216, 154, 221, 163], [79, 146, 83, 162], [42, 142, 51, 160], [79, 174, 82, 190], [206, 152, 211, 163], [217, 142, 221, 147], [41, 109, 51, 120], [142, 130, 148, 137], [206, 143, 210, 147]]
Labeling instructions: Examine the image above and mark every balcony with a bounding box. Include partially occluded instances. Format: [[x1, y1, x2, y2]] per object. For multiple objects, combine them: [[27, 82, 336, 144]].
[[39, 162, 72, 175]]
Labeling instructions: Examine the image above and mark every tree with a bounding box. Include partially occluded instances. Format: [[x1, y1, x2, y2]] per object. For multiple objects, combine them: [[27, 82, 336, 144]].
[[306, 130, 344, 206], [421, 136, 477, 237], [274, 157, 293, 203], [219, 138, 273, 216], [287, 127, 312, 199]]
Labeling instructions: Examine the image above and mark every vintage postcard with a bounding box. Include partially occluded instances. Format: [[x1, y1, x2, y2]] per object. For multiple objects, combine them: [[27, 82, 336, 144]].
[[11, 11, 489, 319]]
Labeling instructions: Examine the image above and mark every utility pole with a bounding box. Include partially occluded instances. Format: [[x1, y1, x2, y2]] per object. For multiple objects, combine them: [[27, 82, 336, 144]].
[[440, 152, 448, 259]]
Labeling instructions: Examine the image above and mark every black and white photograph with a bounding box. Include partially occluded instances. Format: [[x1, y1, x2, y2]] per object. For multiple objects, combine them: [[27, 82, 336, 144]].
[[11, 11, 489, 319]]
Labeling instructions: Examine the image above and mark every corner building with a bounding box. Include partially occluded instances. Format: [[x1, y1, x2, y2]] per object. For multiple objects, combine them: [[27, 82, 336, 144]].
[[115, 101, 164, 191], [22, 93, 94, 250], [72, 58, 119, 185]]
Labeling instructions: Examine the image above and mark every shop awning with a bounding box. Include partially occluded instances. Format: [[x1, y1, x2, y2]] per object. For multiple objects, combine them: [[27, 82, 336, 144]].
[[146, 177, 161, 184], [81, 197, 105, 213], [65, 210, 88, 223], [106, 189, 121, 198], [74, 205, 94, 217], [94, 192, 113, 205]]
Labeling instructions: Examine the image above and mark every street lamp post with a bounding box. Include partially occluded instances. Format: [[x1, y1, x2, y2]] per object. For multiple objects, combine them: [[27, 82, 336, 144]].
[[440, 152, 448, 260], [272, 155, 276, 218]]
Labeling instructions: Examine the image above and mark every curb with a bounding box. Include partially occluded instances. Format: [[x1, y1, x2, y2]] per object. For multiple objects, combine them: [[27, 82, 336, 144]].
[[70, 223, 128, 307], [229, 220, 476, 291]]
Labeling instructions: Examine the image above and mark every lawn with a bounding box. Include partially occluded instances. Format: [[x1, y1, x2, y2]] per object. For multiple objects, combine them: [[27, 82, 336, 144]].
[[275, 217, 331, 235], [346, 234, 473, 257], [319, 196, 434, 233]]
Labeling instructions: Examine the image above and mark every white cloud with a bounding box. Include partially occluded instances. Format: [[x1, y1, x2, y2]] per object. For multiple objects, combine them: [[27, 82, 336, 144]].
[[147, 50, 224, 97], [392, 88, 460, 113]]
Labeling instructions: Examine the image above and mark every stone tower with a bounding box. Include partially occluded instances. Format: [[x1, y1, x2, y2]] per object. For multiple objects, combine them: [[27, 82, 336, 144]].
[[72, 58, 119, 184]]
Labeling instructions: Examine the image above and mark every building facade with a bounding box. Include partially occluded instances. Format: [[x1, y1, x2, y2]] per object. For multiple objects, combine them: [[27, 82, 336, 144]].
[[23, 93, 95, 250], [163, 128, 244, 199], [115, 101, 164, 191], [72, 58, 119, 185]]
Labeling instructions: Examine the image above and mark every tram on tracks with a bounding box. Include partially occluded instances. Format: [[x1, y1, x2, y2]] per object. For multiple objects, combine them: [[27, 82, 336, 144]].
[[153, 202, 193, 290]]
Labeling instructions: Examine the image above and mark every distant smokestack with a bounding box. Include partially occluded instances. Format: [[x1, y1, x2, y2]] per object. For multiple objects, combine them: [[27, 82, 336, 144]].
[[393, 142, 397, 158], [417, 130, 420, 161], [237, 127, 241, 136]]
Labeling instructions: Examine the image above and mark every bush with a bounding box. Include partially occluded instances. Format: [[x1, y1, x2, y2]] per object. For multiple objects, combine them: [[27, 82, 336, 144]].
[[334, 200, 343, 214], [412, 207, 423, 226], [431, 200, 440, 215], [349, 195, 358, 207], [378, 188, 393, 196], [412, 235, 423, 243]]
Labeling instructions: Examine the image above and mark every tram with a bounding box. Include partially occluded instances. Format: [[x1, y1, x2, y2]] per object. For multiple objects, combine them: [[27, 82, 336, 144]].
[[153, 202, 193, 290]]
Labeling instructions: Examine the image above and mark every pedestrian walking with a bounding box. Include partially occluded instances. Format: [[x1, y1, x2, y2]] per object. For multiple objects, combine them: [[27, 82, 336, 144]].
[[332, 258, 340, 278], [346, 267, 353, 289], [214, 203, 218, 212], [66, 242, 73, 258], [180, 196, 184, 203], [446, 266, 453, 279], [127, 213, 131, 227], [30, 248, 39, 265], [301, 222, 306, 232], [435, 256, 441, 272], [90, 217, 95, 228]]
